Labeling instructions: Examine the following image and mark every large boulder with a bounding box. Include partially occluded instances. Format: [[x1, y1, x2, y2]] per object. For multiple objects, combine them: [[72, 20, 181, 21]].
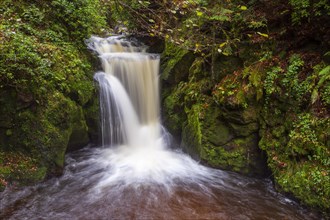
[[161, 43, 268, 176]]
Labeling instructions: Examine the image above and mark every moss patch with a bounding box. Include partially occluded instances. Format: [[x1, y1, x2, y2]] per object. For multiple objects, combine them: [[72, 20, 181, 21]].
[[0, 151, 47, 190], [0, 0, 106, 188]]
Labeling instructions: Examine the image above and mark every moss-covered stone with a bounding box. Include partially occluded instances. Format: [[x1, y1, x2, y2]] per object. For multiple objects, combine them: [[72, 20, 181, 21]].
[[259, 111, 330, 210], [202, 104, 266, 175], [161, 38, 267, 176], [181, 104, 203, 159], [179, 99, 266, 176], [163, 94, 185, 138], [2, 93, 77, 168], [0, 151, 47, 190], [0, 0, 107, 188], [0, 91, 95, 184], [67, 105, 90, 152], [201, 104, 234, 146], [213, 55, 243, 80], [83, 89, 100, 144], [201, 135, 261, 174], [161, 41, 195, 84]]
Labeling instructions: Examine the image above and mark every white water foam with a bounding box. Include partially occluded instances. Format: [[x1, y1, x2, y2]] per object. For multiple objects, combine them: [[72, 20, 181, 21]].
[[89, 36, 214, 190]]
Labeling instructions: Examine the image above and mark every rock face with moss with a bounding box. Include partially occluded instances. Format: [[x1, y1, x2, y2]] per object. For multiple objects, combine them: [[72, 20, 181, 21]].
[[161, 40, 329, 211], [0, 0, 105, 189], [162, 43, 268, 176]]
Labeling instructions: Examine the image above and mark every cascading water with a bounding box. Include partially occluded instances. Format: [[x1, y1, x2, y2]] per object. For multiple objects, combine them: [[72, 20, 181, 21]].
[[88, 36, 210, 186], [92, 36, 161, 148], [0, 36, 322, 220]]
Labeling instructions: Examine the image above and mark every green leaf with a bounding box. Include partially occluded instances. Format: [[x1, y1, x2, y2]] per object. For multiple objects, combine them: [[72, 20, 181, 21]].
[[6, 129, 12, 136], [311, 89, 319, 104], [318, 65, 330, 86], [257, 32, 269, 38], [319, 65, 330, 76], [196, 11, 203, 17], [240, 5, 248, 10], [210, 15, 230, 21], [219, 42, 227, 48]]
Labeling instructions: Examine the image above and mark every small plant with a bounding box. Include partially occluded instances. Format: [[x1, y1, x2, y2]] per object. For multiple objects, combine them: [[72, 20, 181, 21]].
[[289, 0, 330, 25]]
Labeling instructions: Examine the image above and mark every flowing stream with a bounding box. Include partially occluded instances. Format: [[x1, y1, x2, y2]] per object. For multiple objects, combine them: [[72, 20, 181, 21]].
[[0, 36, 322, 220]]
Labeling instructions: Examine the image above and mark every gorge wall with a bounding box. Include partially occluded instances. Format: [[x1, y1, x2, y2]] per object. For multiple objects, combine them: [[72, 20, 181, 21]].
[[160, 39, 329, 211], [0, 0, 105, 188]]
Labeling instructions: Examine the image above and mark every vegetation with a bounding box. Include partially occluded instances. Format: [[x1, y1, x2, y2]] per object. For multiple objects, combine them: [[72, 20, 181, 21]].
[[105, 0, 267, 56], [0, 0, 329, 215], [104, 0, 329, 212], [0, 0, 106, 188]]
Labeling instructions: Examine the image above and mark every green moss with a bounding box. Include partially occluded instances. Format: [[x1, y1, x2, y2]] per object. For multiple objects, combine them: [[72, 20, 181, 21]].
[[181, 104, 203, 158], [202, 144, 247, 173], [161, 41, 195, 83], [67, 106, 89, 151], [202, 105, 232, 146], [189, 57, 208, 80], [201, 133, 265, 175], [229, 122, 259, 137], [0, 89, 91, 185], [260, 106, 330, 209], [0, 151, 47, 190], [0, 0, 107, 188], [275, 162, 330, 209], [180, 100, 265, 175], [163, 85, 186, 137], [83, 91, 100, 144], [207, 121, 231, 145]]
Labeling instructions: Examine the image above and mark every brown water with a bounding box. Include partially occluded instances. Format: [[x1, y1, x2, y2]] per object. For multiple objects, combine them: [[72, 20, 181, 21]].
[[0, 147, 322, 220]]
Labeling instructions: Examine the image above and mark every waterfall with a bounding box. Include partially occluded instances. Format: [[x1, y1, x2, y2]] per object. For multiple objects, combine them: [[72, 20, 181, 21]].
[[90, 36, 161, 148], [87, 36, 209, 186]]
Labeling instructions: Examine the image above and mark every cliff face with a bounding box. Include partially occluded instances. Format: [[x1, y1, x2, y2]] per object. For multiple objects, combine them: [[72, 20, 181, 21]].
[[161, 42, 267, 176], [0, 0, 105, 188], [158, 1, 329, 210], [161, 41, 329, 210]]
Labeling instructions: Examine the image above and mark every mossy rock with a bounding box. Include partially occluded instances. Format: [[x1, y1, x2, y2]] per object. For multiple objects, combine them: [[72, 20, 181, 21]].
[[202, 105, 234, 146], [213, 55, 243, 80], [181, 104, 203, 160], [229, 122, 259, 137], [0, 91, 91, 183], [0, 151, 47, 190], [181, 102, 267, 176], [201, 134, 265, 175], [273, 161, 330, 210], [162, 84, 186, 138], [202, 104, 266, 175], [83, 90, 100, 144], [161, 41, 195, 84], [67, 105, 90, 152], [260, 108, 330, 210], [222, 105, 259, 125]]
